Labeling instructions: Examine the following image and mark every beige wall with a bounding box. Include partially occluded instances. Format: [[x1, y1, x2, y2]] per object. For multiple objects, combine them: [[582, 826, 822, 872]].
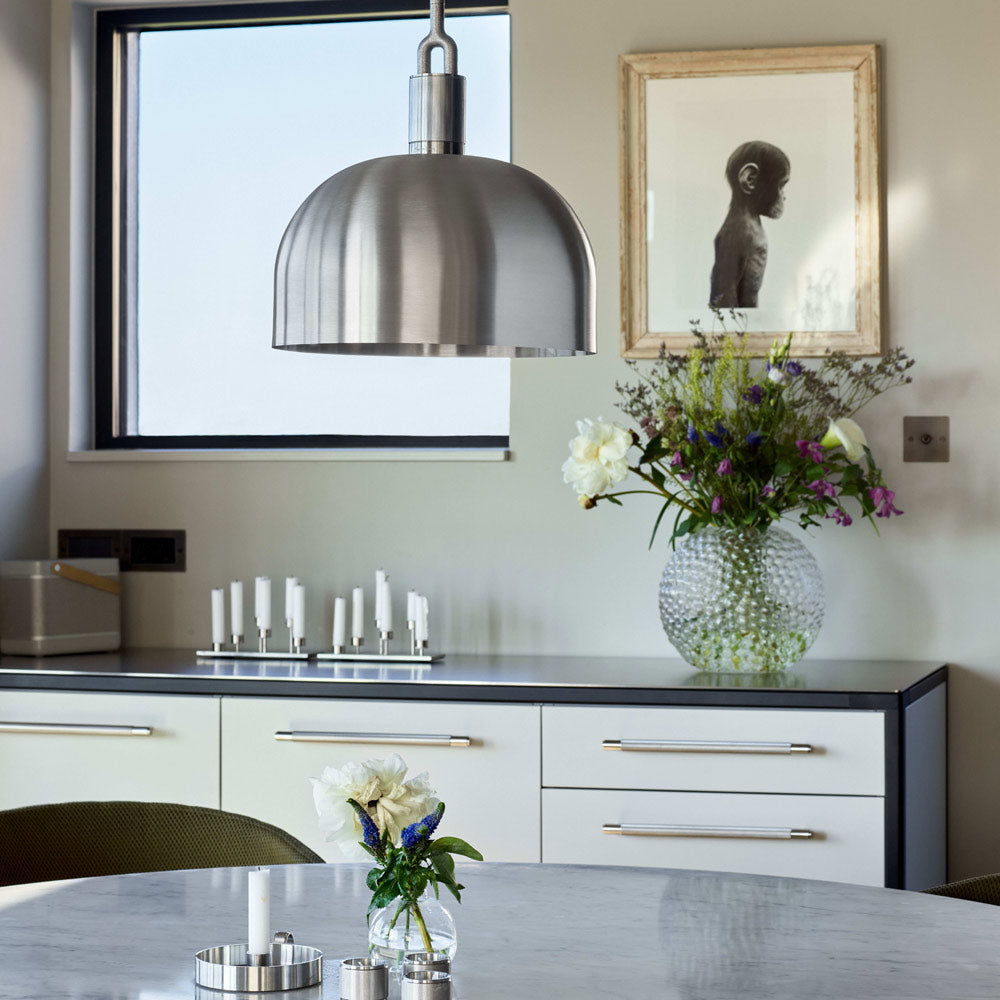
[[0, 0, 49, 558], [30, 1, 1000, 876]]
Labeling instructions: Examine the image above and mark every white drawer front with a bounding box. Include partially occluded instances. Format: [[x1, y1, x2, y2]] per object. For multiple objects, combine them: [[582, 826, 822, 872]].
[[542, 788, 885, 885], [0, 690, 220, 809], [543, 705, 884, 795], [222, 698, 540, 863]]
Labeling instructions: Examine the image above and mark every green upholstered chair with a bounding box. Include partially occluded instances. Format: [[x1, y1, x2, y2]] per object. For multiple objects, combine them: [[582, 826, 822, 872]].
[[0, 800, 324, 887], [922, 874, 1000, 905]]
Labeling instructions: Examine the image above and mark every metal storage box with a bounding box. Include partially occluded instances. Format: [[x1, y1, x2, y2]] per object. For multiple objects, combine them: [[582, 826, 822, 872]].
[[0, 559, 121, 656]]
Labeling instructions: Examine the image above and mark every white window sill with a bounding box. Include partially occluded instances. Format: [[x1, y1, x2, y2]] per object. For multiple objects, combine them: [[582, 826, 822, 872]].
[[66, 448, 511, 464]]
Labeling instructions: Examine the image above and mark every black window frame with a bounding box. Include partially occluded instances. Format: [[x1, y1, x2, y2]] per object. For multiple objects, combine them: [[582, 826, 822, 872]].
[[93, 0, 510, 451]]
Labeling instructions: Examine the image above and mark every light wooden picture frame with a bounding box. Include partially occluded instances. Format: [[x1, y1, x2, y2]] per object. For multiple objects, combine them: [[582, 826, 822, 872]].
[[619, 45, 882, 358]]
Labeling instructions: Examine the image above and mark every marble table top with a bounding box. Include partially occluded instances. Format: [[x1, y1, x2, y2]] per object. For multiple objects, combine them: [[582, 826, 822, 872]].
[[0, 862, 995, 999]]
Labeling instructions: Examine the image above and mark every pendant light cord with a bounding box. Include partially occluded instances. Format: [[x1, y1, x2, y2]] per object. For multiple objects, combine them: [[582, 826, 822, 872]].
[[417, 0, 458, 74]]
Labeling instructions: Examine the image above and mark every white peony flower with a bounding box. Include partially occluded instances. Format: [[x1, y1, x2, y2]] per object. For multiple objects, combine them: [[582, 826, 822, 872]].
[[820, 417, 868, 462], [310, 753, 438, 858], [561, 417, 632, 499]]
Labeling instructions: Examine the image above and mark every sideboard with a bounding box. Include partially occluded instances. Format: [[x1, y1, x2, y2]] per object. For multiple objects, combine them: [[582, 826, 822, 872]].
[[0, 651, 946, 889]]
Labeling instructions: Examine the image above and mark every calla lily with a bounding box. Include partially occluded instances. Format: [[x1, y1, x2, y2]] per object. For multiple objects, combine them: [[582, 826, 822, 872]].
[[821, 417, 867, 462]]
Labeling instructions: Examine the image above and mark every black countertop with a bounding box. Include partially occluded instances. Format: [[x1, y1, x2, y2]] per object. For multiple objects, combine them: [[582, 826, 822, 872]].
[[0, 648, 947, 709]]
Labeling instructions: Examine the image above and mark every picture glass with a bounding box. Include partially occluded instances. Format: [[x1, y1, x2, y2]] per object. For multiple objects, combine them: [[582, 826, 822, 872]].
[[644, 71, 856, 335]]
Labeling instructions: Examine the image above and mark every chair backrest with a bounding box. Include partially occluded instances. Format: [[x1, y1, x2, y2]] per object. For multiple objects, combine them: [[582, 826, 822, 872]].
[[922, 874, 1000, 905], [0, 800, 324, 887]]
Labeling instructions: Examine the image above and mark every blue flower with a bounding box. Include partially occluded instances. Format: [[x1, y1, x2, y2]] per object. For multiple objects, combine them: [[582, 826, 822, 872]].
[[742, 385, 764, 404], [746, 429, 763, 448], [785, 361, 803, 376], [401, 806, 444, 849], [358, 809, 380, 849], [705, 423, 728, 448], [687, 425, 699, 443]]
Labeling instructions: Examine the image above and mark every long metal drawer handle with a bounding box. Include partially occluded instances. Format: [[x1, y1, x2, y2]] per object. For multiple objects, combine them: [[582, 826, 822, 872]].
[[274, 731, 472, 747], [602, 823, 815, 840], [0, 722, 152, 737], [602, 738, 813, 754]]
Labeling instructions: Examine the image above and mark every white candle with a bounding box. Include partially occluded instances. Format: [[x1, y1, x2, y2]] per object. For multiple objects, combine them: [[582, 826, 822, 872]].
[[415, 595, 429, 642], [211, 589, 225, 645], [248, 867, 270, 956], [255, 576, 272, 631], [351, 587, 364, 639], [284, 577, 298, 623], [380, 579, 392, 632], [406, 590, 418, 624], [332, 597, 346, 648], [375, 569, 386, 627], [292, 584, 306, 642], [230, 580, 243, 637]]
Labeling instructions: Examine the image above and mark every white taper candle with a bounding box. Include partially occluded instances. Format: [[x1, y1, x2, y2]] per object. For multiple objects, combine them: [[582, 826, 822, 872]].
[[406, 590, 417, 623], [375, 569, 386, 627], [247, 867, 270, 956], [352, 587, 364, 639], [380, 579, 392, 632], [332, 596, 346, 648], [230, 580, 243, 637], [257, 577, 271, 631], [211, 589, 225, 645], [284, 577, 298, 623], [415, 594, 429, 642], [292, 584, 306, 642]]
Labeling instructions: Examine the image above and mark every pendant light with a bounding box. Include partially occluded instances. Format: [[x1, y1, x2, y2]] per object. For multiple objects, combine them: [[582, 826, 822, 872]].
[[272, 1, 596, 357]]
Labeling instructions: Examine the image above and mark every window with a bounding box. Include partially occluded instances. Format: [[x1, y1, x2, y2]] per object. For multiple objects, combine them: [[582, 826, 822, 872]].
[[94, 1, 511, 450]]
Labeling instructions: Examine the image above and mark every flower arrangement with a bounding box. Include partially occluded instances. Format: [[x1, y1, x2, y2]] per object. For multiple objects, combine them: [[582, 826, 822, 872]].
[[311, 753, 482, 954], [562, 320, 914, 544]]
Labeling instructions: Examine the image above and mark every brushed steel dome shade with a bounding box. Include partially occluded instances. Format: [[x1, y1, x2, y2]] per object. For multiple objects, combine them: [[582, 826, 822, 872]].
[[273, 153, 596, 357]]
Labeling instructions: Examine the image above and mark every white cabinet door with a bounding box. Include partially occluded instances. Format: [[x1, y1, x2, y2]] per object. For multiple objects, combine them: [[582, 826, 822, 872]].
[[221, 698, 541, 862], [0, 690, 220, 808], [542, 788, 885, 885]]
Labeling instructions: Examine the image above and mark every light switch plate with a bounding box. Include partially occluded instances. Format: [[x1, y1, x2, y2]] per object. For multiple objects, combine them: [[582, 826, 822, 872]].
[[903, 416, 949, 462]]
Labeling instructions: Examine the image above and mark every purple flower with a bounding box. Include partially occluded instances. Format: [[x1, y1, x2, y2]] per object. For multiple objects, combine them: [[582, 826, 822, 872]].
[[639, 415, 660, 440], [687, 425, 699, 444], [759, 484, 777, 499], [807, 479, 837, 500], [710, 496, 723, 514], [742, 385, 764, 404], [705, 424, 728, 448], [785, 361, 803, 376], [746, 429, 763, 448], [827, 507, 853, 527], [796, 439, 824, 463], [670, 451, 684, 468], [870, 486, 903, 518], [716, 458, 733, 476], [679, 472, 692, 482]]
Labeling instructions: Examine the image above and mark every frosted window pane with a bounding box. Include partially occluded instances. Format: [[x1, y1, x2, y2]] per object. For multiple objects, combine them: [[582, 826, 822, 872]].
[[134, 16, 511, 439]]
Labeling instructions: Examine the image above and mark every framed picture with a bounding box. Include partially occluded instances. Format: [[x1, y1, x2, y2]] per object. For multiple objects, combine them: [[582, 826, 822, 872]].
[[619, 45, 882, 357]]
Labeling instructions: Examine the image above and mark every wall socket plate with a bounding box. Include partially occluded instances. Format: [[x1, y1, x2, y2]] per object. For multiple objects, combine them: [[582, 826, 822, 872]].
[[903, 416, 949, 462]]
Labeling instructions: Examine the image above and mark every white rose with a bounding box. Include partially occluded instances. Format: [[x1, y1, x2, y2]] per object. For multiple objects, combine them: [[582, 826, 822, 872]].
[[310, 752, 438, 858], [561, 418, 632, 498], [820, 417, 868, 462]]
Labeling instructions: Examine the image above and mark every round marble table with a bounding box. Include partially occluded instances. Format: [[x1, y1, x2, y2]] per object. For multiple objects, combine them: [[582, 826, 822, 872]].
[[0, 862, 996, 999]]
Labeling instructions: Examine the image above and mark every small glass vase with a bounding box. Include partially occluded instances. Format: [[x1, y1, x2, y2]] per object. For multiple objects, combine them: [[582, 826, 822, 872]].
[[659, 524, 824, 673], [367, 890, 457, 976]]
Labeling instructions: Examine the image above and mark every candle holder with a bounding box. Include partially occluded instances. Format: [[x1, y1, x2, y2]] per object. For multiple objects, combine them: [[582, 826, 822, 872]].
[[257, 627, 271, 654], [339, 957, 389, 1000], [194, 932, 322, 992], [401, 969, 452, 1000], [231, 632, 243, 653]]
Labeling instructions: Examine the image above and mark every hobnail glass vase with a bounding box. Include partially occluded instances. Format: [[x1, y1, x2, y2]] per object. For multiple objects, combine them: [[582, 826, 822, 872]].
[[367, 890, 457, 976], [659, 524, 824, 673]]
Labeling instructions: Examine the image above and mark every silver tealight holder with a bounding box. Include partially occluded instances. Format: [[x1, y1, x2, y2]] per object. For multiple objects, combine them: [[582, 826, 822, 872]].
[[339, 957, 389, 1000], [194, 933, 322, 992], [401, 969, 452, 1000]]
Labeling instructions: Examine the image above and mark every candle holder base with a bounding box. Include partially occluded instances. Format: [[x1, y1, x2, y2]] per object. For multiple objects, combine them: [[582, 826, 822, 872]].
[[196, 649, 311, 661], [314, 652, 444, 664], [194, 935, 322, 992]]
